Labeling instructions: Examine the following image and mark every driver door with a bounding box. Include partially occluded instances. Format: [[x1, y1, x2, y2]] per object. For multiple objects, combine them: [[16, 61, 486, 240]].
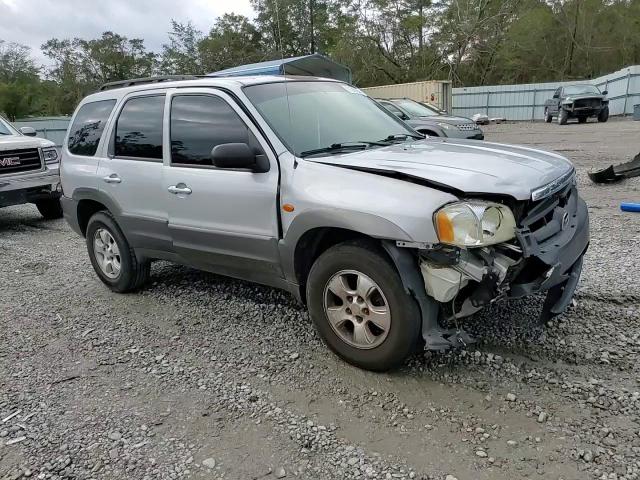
[[163, 88, 282, 282]]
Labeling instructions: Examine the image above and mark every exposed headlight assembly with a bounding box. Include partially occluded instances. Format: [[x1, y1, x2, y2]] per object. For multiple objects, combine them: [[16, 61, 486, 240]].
[[435, 122, 455, 130], [434, 201, 516, 247], [42, 147, 59, 164]]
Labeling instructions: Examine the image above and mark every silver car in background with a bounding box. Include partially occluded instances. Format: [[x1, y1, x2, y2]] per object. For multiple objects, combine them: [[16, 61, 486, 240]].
[[377, 98, 484, 140], [60, 76, 588, 371]]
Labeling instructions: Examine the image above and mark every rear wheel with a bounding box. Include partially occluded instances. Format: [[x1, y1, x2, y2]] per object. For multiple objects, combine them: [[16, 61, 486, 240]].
[[86, 211, 150, 292], [306, 241, 421, 371], [544, 108, 552, 123], [35, 198, 63, 219], [598, 106, 609, 123], [578, 116, 587, 124], [558, 109, 568, 125]]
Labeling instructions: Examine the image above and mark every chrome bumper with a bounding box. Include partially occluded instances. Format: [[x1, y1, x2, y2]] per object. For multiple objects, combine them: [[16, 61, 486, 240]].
[[0, 166, 60, 193]]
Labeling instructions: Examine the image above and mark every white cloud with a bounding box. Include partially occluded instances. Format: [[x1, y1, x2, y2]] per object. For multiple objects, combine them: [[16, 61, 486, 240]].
[[0, 0, 253, 64]]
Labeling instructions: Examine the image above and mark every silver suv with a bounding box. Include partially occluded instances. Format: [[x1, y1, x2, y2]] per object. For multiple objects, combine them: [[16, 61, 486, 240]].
[[60, 76, 589, 371], [0, 116, 62, 218]]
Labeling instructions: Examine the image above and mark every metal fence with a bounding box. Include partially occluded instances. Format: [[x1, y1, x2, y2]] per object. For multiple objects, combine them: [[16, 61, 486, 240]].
[[13, 116, 71, 147], [452, 65, 640, 121]]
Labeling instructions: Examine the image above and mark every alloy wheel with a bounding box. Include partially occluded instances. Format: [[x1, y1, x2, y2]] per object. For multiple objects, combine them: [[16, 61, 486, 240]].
[[93, 228, 121, 279], [323, 270, 391, 349]]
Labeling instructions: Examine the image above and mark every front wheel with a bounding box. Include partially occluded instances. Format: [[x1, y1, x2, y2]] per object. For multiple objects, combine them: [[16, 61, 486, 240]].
[[35, 198, 63, 219], [306, 241, 421, 372], [544, 108, 552, 123], [598, 106, 609, 123], [86, 211, 150, 292], [558, 109, 568, 125]]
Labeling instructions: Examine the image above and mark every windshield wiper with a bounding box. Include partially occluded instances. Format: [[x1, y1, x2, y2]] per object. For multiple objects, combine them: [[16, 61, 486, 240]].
[[300, 141, 387, 158], [378, 133, 424, 143]]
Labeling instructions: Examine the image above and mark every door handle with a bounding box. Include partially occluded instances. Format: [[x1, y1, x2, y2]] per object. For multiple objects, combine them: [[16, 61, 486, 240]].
[[103, 174, 122, 184], [168, 185, 192, 195]]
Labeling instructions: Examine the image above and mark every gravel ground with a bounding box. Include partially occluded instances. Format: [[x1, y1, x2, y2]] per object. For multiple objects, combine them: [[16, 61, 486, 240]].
[[1, 119, 640, 480]]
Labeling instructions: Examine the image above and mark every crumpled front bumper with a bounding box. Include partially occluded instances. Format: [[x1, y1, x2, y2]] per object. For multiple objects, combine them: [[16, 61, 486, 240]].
[[510, 188, 589, 310]]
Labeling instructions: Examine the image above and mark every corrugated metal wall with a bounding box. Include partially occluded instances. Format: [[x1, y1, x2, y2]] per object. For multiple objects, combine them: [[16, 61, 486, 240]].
[[13, 116, 71, 147], [452, 65, 640, 121]]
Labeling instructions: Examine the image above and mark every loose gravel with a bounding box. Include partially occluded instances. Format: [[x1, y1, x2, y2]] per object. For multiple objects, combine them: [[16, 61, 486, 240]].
[[1, 119, 639, 480]]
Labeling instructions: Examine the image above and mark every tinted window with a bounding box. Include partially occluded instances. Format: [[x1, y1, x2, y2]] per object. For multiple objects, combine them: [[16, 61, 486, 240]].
[[170, 95, 249, 166], [68, 100, 116, 156], [115, 95, 165, 160]]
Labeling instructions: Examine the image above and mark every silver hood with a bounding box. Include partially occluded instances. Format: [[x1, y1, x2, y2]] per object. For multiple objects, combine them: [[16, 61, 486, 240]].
[[311, 139, 574, 201], [0, 135, 55, 151]]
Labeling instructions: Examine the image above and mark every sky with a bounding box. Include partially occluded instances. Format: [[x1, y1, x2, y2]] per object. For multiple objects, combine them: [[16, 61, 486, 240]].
[[0, 0, 254, 63]]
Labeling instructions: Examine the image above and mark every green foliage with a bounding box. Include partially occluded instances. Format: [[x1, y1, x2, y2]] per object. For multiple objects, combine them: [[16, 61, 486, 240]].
[[1, 0, 640, 119]]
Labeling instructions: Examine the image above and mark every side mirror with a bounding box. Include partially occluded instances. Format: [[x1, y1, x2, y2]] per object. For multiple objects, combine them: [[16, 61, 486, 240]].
[[19, 126, 37, 137], [211, 143, 269, 172], [602, 90, 608, 96]]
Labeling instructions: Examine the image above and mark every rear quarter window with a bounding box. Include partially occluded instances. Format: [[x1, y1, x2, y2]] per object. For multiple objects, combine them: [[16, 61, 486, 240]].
[[67, 99, 117, 156]]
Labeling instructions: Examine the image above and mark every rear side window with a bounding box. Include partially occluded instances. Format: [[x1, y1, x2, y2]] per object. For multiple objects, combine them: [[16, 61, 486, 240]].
[[114, 95, 165, 160], [67, 100, 116, 156], [170, 95, 249, 167]]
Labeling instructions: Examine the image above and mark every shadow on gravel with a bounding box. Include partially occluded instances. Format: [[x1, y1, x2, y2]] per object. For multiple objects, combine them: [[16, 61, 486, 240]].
[[0, 206, 60, 233]]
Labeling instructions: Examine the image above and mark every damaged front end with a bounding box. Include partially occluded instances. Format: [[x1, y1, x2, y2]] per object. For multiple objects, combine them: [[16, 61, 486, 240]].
[[386, 176, 590, 351]]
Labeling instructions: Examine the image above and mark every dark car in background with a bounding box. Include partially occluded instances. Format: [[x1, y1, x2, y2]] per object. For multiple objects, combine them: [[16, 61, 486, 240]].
[[544, 84, 609, 125], [376, 98, 484, 140]]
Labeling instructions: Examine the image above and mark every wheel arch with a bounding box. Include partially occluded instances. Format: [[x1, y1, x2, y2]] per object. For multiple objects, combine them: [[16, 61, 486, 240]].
[[71, 188, 122, 236], [282, 209, 412, 303]]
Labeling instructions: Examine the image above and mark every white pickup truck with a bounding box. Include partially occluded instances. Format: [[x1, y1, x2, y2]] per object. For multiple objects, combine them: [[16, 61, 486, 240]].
[[0, 116, 62, 218]]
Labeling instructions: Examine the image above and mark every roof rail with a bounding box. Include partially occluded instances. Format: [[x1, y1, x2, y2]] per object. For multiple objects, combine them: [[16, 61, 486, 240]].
[[98, 75, 199, 91]]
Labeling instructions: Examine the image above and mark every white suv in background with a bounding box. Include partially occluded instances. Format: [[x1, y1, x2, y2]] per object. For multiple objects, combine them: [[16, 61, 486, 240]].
[[0, 116, 62, 219]]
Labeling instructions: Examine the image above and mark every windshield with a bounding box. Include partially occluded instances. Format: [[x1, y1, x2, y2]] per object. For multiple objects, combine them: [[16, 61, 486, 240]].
[[392, 99, 440, 117], [0, 117, 19, 135], [564, 85, 601, 96], [243, 81, 416, 157]]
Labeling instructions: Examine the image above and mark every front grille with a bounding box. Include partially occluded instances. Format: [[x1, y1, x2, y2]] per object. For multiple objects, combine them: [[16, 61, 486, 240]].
[[574, 98, 601, 109], [455, 123, 477, 132], [516, 182, 577, 258], [0, 148, 42, 176]]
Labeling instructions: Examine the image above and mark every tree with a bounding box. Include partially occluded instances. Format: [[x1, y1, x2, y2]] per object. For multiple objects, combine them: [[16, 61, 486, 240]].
[[199, 14, 264, 72], [160, 21, 204, 75]]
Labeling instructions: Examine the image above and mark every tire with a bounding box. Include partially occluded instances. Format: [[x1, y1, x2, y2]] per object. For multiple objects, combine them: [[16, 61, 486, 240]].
[[35, 198, 63, 219], [578, 116, 587, 124], [544, 108, 552, 123], [306, 241, 421, 372], [558, 109, 568, 125], [598, 106, 609, 123], [85, 211, 150, 293]]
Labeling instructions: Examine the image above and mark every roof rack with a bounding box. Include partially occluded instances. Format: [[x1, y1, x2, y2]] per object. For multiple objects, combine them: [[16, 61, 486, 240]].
[[98, 75, 200, 91]]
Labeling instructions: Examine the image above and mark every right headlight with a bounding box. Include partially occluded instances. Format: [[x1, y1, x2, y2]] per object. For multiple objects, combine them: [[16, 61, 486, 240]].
[[434, 201, 517, 247]]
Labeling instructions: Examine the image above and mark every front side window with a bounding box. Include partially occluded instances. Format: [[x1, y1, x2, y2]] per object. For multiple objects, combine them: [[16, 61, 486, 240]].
[[67, 100, 116, 156], [170, 95, 249, 167], [380, 101, 405, 117], [114, 95, 165, 160], [244, 81, 415, 157]]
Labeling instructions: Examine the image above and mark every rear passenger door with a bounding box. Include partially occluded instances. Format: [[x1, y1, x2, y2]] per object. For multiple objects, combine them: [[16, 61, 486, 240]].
[[97, 92, 172, 253], [163, 89, 281, 280]]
